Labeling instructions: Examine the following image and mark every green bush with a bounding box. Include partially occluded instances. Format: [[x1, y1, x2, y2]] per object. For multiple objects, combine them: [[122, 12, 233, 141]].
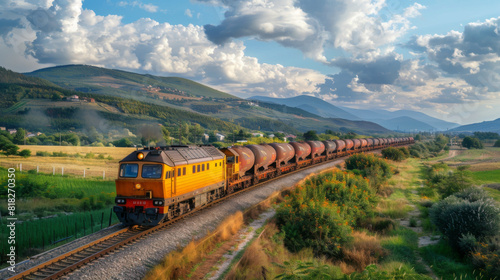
[[36, 151, 50, 157], [381, 147, 407, 161], [470, 237, 500, 279], [275, 170, 378, 258], [345, 153, 392, 191], [458, 233, 476, 255], [425, 164, 473, 197], [429, 188, 500, 249], [18, 149, 31, 158], [494, 139, 500, 147]]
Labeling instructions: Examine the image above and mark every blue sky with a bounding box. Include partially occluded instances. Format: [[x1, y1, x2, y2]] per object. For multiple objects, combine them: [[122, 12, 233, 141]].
[[1, 0, 500, 124]]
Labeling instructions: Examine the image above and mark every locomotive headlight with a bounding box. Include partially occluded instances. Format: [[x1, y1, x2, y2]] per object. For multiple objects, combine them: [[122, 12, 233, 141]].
[[137, 152, 144, 160], [115, 198, 126, 204], [153, 200, 164, 206], [135, 183, 142, 190]]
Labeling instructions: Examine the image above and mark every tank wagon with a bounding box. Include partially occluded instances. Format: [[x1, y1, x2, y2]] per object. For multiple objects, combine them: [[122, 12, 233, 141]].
[[114, 137, 415, 226]]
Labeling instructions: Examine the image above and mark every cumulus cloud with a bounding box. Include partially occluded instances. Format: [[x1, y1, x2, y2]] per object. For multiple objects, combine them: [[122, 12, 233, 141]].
[[198, 0, 424, 61], [407, 17, 500, 92], [185, 9, 193, 18], [0, 0, 326, 98]]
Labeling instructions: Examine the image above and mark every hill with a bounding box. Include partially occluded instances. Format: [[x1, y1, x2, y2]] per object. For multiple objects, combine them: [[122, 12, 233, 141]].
[[449, 118, 500, 133], [376, 116, 436, 132], [1, 66, 390, 137], [249, 95, 359, 120], [339, 107, 459, 131], [26, 64, 237, 100], [248, 94, 459, 131]]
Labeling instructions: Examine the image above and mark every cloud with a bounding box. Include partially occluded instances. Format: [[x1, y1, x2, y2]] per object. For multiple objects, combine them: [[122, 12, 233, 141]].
[[185, 9, 193, 18], [1, 0, 326, 98], [198, 0, 424, 61], [331, 54, 402, 84], [118, 1, 159, 13], [407, 17, 500, 92]]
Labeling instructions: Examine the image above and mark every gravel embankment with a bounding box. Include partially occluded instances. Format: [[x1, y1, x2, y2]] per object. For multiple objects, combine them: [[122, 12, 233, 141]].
[[0, 224, 127, 279], [5, 158, 345, 280]]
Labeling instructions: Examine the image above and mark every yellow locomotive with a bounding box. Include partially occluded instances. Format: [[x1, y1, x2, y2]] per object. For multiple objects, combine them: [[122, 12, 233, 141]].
[[114, 145, 226, 225]]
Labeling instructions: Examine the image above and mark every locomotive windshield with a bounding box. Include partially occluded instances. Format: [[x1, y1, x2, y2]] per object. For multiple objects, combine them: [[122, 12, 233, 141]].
[[120, 163, 138, 178], [142, 164, 163, 179]]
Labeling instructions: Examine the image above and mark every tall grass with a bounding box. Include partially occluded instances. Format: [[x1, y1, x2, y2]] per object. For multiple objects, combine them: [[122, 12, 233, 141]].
[[420, 241, 484, 280]]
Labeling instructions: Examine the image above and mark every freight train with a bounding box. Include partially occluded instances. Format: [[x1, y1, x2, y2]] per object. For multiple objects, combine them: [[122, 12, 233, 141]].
[[113, 137, 414, 226]]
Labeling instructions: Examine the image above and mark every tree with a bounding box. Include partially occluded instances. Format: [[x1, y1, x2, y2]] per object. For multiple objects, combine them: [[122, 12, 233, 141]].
[[189, 123, 204, 143], [494, 139, 500, 147], [0, 135, 19, 157], [303, 130, 319, 141], [161, 126, 171, 145], [462, 136, 483, 149], [13, 128, 26, 145], [113, 138, 133, 147]]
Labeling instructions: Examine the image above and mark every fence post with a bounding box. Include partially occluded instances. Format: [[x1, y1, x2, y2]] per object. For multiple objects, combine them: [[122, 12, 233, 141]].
[[62, 167, 64, 176], [20, 163, 22, 172], [37, 166, 39, 173], [53, 166, 55, 175], [83, 169, 85, 178], [103, 170, 105, 180]]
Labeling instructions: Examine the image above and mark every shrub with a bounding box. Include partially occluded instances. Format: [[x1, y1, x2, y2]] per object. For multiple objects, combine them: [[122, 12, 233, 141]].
[[494, 139, 500, 147], [470, 237, 500, 279], [345, 154, 392, 191], [458, 233, 476, 255], [36, 151, 50, 157], [429, 188, 500, 249], [381, 147, 407, 161], [275, 170, 378, 258], [425, 164, 473, 197], [409, 217, 418, 227], [18, 149, 31, 158]]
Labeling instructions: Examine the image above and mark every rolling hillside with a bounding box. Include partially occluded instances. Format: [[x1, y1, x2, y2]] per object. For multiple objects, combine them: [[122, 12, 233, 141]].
[[250, 94, 459, 131], [0, 65, 391, 136], [26, 64, 237, 100], [250, 95, 359, 120], [449, 118, 500, 133]]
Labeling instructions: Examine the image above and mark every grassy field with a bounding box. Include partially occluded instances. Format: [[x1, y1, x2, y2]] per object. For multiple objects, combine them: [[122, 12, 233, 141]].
[[471, 169, 500, 184], [0, 145, 135, 179]]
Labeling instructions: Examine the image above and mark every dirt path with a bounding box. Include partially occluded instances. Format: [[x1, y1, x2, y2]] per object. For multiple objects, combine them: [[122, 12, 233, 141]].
[[396, 189, 439, 279]]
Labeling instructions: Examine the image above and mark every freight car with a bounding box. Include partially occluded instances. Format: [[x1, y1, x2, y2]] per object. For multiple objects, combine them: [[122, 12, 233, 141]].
[[114, 137, 414, 226]]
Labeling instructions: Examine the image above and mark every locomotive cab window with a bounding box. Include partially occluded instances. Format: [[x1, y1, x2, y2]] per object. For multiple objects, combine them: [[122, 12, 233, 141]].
[[166, 171, 171, 179], [120, 164, 138, 178], [178, 168, 181, 177], [142, 164, 162, 179], [227, 156, 235, 163]]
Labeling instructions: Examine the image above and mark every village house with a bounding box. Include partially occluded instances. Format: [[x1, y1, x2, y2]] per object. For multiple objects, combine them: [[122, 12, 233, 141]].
[[215, 133, 225, 141]]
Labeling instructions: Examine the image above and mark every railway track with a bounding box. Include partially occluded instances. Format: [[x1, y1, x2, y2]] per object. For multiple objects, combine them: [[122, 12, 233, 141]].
[[8, 144, 408, 280]]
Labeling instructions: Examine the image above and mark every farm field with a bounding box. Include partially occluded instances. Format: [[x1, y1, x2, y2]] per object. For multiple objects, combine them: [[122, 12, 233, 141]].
[[0, 145, 135, 179], [0, 166, 118, 267]]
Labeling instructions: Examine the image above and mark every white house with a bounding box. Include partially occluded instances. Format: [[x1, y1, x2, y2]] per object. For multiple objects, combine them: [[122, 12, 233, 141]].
[[215, 133, 225, 141], [251, 133, 263, 137]]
